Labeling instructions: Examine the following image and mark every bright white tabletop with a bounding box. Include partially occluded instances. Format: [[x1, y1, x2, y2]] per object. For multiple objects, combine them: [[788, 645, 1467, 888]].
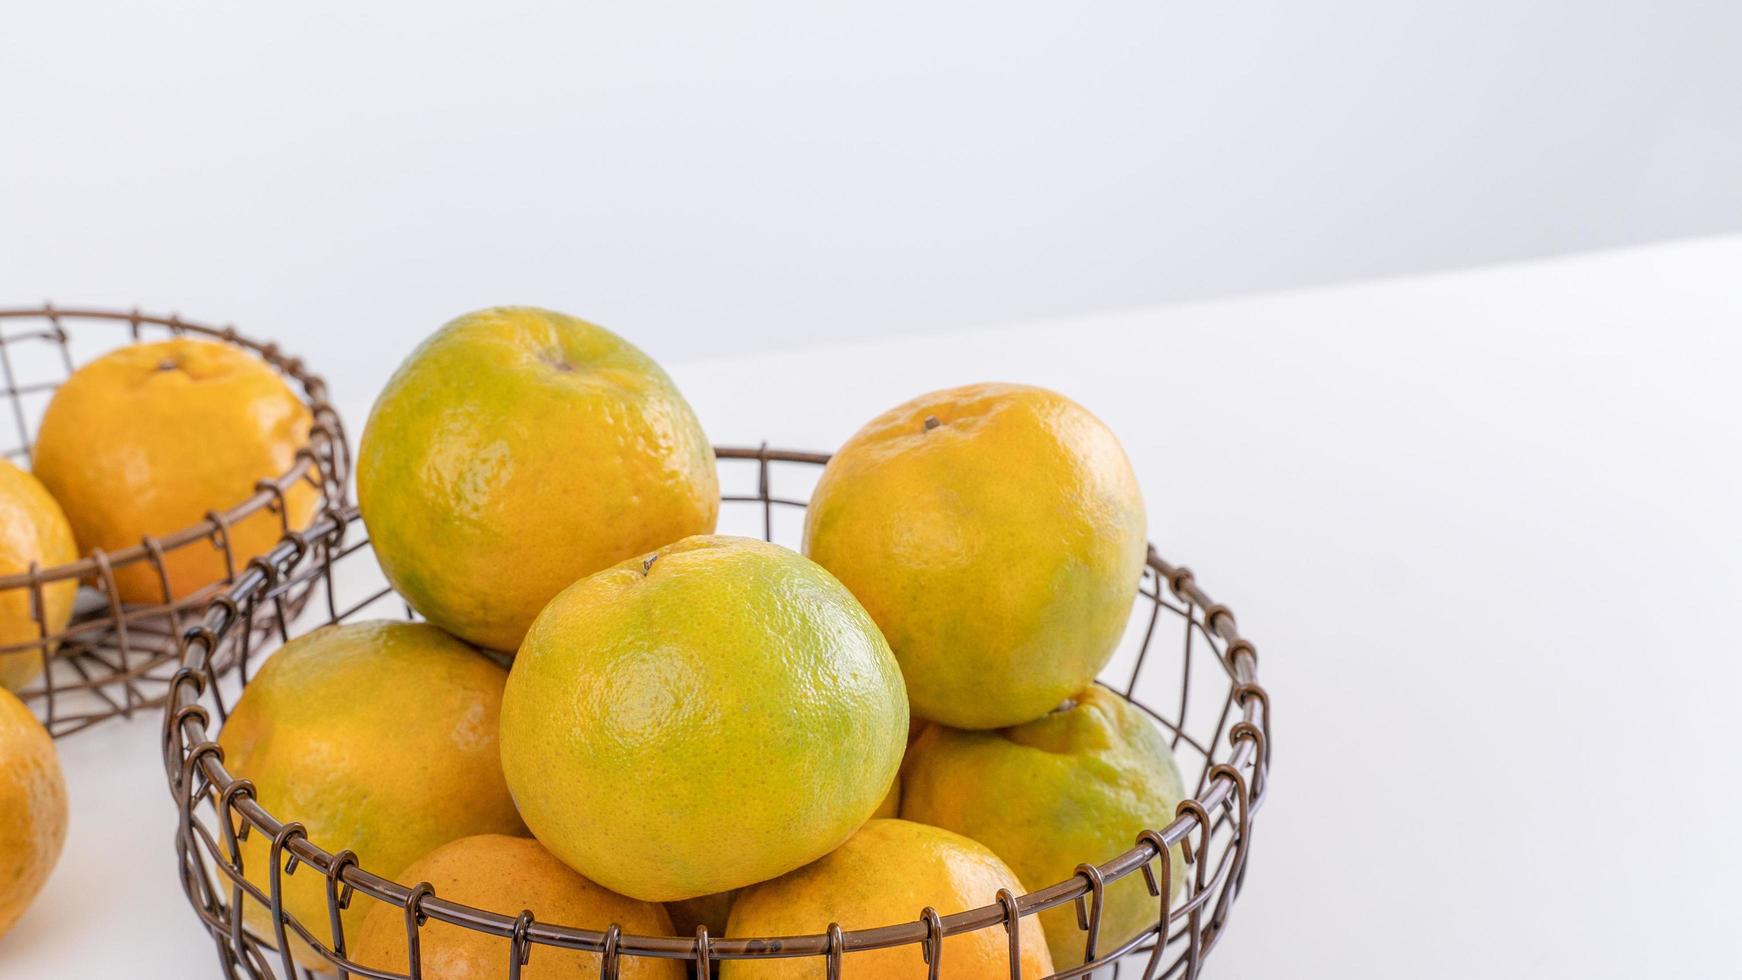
[[5, 236, 1739, 977]]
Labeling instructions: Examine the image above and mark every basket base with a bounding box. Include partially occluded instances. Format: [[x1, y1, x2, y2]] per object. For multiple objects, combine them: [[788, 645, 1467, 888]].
[[16, 580, 315, 738]]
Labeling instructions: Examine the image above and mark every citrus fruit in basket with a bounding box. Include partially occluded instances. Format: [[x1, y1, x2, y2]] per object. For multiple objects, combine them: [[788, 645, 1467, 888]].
[[0, 461, 78, 692], [901, 685, 1188, 968], [724, 819, 1053, 980], [218, 621, 525, 966], [357, 306, 719, 652], [32, 338, 316, 604], [351, 834, 682, 980], [0, 687, 66, 940], [804, 383, 1147, 730], [499, 535, 907, 902]]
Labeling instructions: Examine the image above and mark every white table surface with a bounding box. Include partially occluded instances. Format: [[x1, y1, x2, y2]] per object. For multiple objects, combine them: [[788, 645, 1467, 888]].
[[5, 235, 1739, 977]]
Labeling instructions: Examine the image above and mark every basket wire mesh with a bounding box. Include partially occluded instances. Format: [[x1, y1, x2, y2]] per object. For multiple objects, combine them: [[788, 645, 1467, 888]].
[[0, 304, 348, 737], [162, 446, 1269, 980]]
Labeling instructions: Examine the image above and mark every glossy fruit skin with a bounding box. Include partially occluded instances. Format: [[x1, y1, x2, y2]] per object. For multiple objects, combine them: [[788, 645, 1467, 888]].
[[32, 338, 315, 604], [500, 535, 907, 902], [0, 687, 66, 940], [358, 307, 719, 652], [724, 819, 1053, 980], [352, 834, 682, 980], [218, 621, 525, 967], [901, 685, 1187, 969], [0, 462, 77, 692], [804, 383, 1146, 730]]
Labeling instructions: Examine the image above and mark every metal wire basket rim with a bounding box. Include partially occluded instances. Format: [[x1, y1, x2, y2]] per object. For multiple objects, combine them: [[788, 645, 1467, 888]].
[[164, 446, 1266, 964], [0, 304, 345, 591]]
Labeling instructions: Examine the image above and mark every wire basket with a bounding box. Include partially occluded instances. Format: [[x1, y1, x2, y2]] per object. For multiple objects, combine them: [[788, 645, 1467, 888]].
[[162, 446, 1270, 980], [0, 304, 348, 737]]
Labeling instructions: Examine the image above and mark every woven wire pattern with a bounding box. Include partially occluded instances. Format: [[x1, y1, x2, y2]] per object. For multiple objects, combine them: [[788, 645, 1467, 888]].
[[0, 304, 348, 737], [162, 447, 1270, 980]]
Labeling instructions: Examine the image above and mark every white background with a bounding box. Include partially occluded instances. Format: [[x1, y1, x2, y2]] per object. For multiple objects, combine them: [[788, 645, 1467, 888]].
[[5, 2, 1741, 384], [3, 3, 1741, 977]]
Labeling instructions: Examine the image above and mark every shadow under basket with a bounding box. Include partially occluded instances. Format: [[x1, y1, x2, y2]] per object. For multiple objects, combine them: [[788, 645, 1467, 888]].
[[163, 446, 1270, 980], [0, 305, 348, 737]]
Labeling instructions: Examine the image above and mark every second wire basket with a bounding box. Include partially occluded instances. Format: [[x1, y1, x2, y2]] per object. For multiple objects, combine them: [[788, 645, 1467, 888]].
[[0, 305, 348, 736]]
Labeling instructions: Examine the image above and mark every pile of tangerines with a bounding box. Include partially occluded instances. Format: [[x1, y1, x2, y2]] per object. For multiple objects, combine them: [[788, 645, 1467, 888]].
[[4, 308, 1187, 980]]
